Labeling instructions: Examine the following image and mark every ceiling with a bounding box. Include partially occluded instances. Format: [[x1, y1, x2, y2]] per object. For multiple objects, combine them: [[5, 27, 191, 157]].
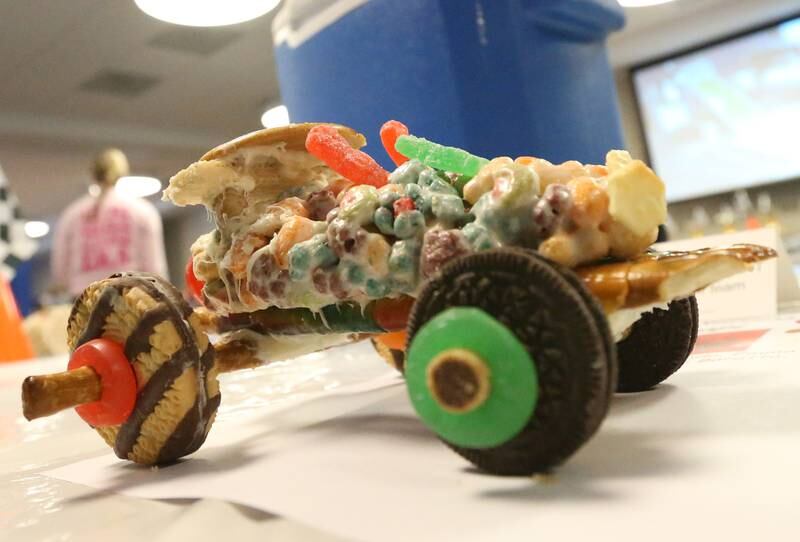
[[1, 0, 798, 225], [609, 0, 800, 66], [0, 0, 281, 222]]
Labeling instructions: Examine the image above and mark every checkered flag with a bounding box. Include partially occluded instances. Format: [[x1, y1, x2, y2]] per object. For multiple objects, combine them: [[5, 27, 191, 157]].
[[0, 165, 37, 281]]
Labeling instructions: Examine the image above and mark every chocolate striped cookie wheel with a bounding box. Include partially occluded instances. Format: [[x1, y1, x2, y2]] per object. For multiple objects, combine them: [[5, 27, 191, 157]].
[[25, 273, 221, 465]]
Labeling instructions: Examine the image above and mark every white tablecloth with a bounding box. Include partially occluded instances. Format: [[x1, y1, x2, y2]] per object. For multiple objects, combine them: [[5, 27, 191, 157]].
[[3, 314, 799, 541]]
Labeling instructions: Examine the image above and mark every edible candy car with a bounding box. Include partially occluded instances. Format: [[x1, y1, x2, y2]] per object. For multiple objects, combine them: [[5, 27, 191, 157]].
[[22, 122, 776, 475]]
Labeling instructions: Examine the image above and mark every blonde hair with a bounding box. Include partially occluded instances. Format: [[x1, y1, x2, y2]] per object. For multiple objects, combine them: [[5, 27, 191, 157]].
[[92, 148, 130, 186]]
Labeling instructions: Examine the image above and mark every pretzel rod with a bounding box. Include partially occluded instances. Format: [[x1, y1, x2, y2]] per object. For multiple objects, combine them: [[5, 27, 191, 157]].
[[20, 337, 277, 422], [22, 366, 101, 421]]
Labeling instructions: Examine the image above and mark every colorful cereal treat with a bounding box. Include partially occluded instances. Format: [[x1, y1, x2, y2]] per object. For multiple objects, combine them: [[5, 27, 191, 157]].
[[463, 157, 539, 205], [377, 184, 403, 208], [431, 194, 466, 226], [389, 159, 428, 185], [394, 210, 426, 239], [404, 183, 434, 216], [306, 125, 389, 187], [394, 135, 489, 178], [380, 120, 410, 166], [288, 234, 337, 280], [393, 196, 416, 215], [365, 278, 391, 298], [339, 185, 380, 225], [306, 190, 338, 221], [532, 183, 572, 240], [388, 238, 421, 288], [343, 261, 366, 285], [374, 206, 395, 235], [427, 175, 459, 195], [420, 228, 471, 278], [461, 222, 498, 252], [606, 159, 666, 237], [327, 218, 367, 256], [274, 216, 316, 268], [364, 233, 392, 276]]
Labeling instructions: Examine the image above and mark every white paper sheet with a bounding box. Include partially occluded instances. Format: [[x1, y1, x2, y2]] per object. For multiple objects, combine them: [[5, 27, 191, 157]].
[[44, 321, 800, 542]]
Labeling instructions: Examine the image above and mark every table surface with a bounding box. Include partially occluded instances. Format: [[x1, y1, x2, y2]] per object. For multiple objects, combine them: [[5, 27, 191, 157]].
[[2, 312, 800, 541]]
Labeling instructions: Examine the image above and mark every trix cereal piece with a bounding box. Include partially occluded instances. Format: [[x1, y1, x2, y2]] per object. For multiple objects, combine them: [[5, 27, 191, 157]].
[[393, 196, 416, 215], [394, 134, 489, 177], [306, 125, 388, 187], [380, 120, 410, 166]]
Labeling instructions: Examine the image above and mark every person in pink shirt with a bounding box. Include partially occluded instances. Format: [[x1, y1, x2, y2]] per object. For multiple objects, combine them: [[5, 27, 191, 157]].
[[51, 149, 168, 298]]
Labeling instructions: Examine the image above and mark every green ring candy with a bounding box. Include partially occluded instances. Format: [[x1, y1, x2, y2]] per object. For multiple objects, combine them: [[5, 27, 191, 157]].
[[406, 307, 538, 448], [395, 135, 489, 177]]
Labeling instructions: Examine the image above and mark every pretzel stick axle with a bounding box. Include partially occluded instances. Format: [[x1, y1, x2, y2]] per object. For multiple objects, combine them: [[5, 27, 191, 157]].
[[22, 366, 102, 421], [19, 343, 256, 421]]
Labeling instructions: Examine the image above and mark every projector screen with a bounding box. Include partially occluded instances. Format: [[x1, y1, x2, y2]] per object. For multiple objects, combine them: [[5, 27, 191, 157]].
[[633, 15, 800, 202]]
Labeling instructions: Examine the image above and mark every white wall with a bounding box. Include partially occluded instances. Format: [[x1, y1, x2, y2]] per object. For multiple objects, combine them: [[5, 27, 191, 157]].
[[611, 1, 800, 247]]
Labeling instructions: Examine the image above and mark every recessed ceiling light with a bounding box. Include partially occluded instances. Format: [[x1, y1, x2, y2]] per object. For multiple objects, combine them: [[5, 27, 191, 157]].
[[261, 104, 290, 128], [618, 0, 677, 7], [115, 176, 162, 199], [24, 221, 50, 239], [135, 0, 280, 27]]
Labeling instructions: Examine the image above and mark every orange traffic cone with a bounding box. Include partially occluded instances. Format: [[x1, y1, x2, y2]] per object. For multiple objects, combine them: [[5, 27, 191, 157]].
[[0, 277, 34, 362]]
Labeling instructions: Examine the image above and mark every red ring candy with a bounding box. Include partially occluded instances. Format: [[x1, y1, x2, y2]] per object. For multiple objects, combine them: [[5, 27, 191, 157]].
[[380, 120, 410, 167], [185, 257, 205, 303], [68, 339, 137, 427], [306, 125, 388, 187]]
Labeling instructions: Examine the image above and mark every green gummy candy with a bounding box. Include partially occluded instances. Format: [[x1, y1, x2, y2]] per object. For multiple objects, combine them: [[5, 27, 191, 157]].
[[395, 135, 489, 177]]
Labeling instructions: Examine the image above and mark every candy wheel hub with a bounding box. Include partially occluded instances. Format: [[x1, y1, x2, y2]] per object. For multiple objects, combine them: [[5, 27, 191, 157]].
[[68, 339, 137, 427], [406, 307, 538, 449], [426, 349, 490, 413]]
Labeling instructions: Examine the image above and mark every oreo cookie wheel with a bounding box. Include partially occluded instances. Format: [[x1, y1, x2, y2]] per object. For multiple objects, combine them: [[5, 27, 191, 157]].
[[615, 296, 699, 393], [23, 273, 220, 465], [405, 249, 617, 475]]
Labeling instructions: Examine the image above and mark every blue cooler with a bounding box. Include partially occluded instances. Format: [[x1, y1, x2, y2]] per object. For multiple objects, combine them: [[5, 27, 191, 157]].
[[273, 0, 625, 167]]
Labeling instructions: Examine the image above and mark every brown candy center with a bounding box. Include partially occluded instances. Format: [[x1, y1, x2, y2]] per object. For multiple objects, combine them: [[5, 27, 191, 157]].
[[426, 349, 490, 413]]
